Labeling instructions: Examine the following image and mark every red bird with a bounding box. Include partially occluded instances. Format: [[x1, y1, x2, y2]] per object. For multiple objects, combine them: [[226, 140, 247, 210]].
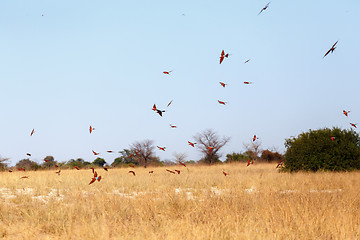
[[253, 135, 259, 142], [174, 170, 180, 174], [208, 146, 216, 153], [89, 171, 102, 185], [17, 168, 25, 171], [128, 171, 136, 176], [129, 164, 135, 168], [103, 167, 108, 171], [219, 50, 225, 64], [26, 153, 31, 157], [163, 70, 173, 75], [166, 169, 175, 174], [244, 81, 252, 84], [170, 124, 177, 128], [323, 41, 338, 58], [218, 100, 227, 105], [219, 82, 227, 88], [152, 104, 157, 111], [244, 59, 251, 64], [56, 170, 61, 175], [30, 129, 35, 136], [156, 109, 165, 117], [90, 167, 95, 174], [330, 136, 336, 142], [149, 170, 154, 174], [74, 166, 80, 170], [258, 2, 270, 15], [350, 123, 357, 128], [89, 125, 95, 134], [54, 164, 59, 168], [167, 100, 173, 107], [223, 171, 228, 176], [92, 150, 99, 155], [8, 170, 13, 173], [179, 161, 186, 167], [247, 159, 254, 166], [157, 146, 166, 151], [343, 110, 350, 116], [188, 141, 196, 147], [20, 176, 29, 179], [107, 150, 113, 153], [276, 161, 283, 168]]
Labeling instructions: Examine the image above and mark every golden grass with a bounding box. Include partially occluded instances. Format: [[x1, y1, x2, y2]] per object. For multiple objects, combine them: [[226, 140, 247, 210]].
[[0, 163, 359, 240]]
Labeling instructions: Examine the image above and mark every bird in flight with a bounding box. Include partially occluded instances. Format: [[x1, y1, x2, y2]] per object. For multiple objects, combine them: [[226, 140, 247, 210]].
[[350, 123, 357, 128], [92, 150, 99, 155], [247, 159, 254, 166], [30, 129, 35, 136], [157, 146, 166, 151], [179, 161, 186, 167], [244, 59, 251, 64], [56, 170, 61, 175], [208, 146, 216, 153], [89, 125, 95, 134], [219, 50, 230, 64], [74, 166, 80, 170], [129, 164, 135, 168], [244, 81, 252, 84], [149, 170, 154, 174], [218, 100, 227, 105], [8, 170, 13, 173], [156, 109, 165, 117], [163, 70, 173, 75], [26, 153, 31, 157], [276, 160, 283, 168], [253, 135, 259, 142], [152, 104, 157, 111], [103, 167, 108, 171], [90, 167, 95, 174], [89, 171, 102, 185], [343, 110, 350, 116], [20, 176, 29, 179], [174, 170, 180, 174], [258, 2, 270, 15], [223, 170, 228, 176], [323, 41, 338, 58], [128, 171, 136, 176], [166, 169, 175, 174], [219, 82, 227, 88], [188, 141, 196, 147], [167, 100, 173, 107], [330, 136, 336, 142], [170, 124, 177, 128], [107, 150, 113, 153]]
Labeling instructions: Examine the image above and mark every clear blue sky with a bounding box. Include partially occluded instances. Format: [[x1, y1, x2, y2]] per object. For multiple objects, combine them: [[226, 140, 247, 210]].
[[0, 0, 359, 166]]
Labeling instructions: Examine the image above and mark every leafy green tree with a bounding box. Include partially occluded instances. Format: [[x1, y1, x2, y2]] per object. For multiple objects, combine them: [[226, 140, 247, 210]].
[[92, 157, 106, 167], [260, 150, 283, 163], [66, 158, 91, 168], [42, 155, 57, 168], [225, 152, 248, 163], [284, 127, 360, 172]]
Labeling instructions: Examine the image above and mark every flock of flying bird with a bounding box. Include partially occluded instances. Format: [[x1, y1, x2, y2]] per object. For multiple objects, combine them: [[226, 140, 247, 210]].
[[9, 2, 354, 181]]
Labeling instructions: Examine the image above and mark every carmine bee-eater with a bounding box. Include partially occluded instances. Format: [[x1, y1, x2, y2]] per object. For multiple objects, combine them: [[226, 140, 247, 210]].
[[219, 82, 227, 88], [89, 125, 95, 134], [30, 129, 35, 136], [157, 146, 166, 151], [89, 171, 102, 185], [128, 171, 136, 176], [323, 41, 338, 58], [343, 110, 350, 116], [188, 141, 197, 147], [258, 2, 270, 15], [218, 100, 227, 105]]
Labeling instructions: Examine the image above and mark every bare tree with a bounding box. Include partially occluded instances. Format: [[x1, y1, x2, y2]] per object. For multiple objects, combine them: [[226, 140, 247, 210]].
[[243, 140, 262, 162], [0, 156, 9, 171], [130, 139, 157, 168], [173, 152, 187, 163], [193, 129, 230, 164]]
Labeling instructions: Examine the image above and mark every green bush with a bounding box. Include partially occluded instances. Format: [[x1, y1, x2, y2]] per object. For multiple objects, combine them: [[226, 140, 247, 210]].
[[284, 127, 360, 172]]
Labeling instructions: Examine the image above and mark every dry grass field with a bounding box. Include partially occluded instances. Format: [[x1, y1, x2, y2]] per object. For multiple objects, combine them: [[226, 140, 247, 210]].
[[0, 163, 359, 240]]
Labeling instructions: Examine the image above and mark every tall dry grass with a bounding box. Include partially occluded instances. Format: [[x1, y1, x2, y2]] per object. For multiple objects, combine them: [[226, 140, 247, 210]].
[[0, 163, 359, 239]]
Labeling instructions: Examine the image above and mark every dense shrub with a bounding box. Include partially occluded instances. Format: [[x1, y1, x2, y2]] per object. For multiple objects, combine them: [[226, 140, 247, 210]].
[[225, 152, 248, 163], [260, 150, 283, 163], [284, 127, 360, 172]]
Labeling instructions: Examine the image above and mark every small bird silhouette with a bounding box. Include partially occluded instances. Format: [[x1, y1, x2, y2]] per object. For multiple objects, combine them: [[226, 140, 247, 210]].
[[152, 104, 157, 111], [149, 170, 154, 174], [167, 100, 173, 107], [174, 170, 180, 174], [128, 171, 136, 176], [223, 171, 228, 176], [244, 81, 252, 84], [179, 161, 186, 167], [89, 125, 95, 134], [8, 170, 13, 173], [30, 129, 35, 136], [56, 170, 61, 175], [208, 146, 216, 153], [323, 41, 338, 58], [330, 136, 336, 142], [343, 110, 350, 116], [244, 59, 251, 64], [220, 50, 225, 64], [276, 160, 283, 168], [247, 159, 254, 166], [156, 109, 165, 117], [26, 153, 31, 157], [219, 82, 227, 88], [253, 135, 259, 142], [90, 167, 95, 174], [188, 141, 197, 147], [258, 2, 270, 15], [166, 169, 175, 174], [157, 146, 166, 151], [350, 123, 357, 128], [218, 100, 227, 105], [89, 171, 102, 185], [103, 167, 108, 171], [107, 150, 113, 153], [170, 124, 177, 128], [74, 166, 80, 170], [92, 150, 99, 155], [163, 70, 173, 75], [129, 164, 135, 168]]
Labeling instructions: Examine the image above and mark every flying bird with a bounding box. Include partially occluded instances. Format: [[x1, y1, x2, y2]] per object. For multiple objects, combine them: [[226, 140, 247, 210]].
[[152, 104, 157, 111], [276, 161, 283, 168], [54, 164, 59, 168], [90, 167, 95, 174], [128, 171, 136, 176], [247, 159, 254, 166], [107, 150, 113, 153], [219, 82, 227, 88], [149, 170, 154, 174], [156, 109, 165, 117], [167, 100, 173, 107], [8, 170, 13, 173], [258, 2, 270, 15], [330, 136, 336, 142], [26, 153, 31, 157], [220, 50, 225, 64], [208, 146, 216, 153], [89, 125, 95, 134], [166, 169, 175, 174], [56, 170, 61, 175], [350, 123, 357, 128], [223, 171, 228, 176], [157, 146, 166, 151], [323, 41, 338, 58], [174, 170, 180, 174], [30, 129, 35, 136], [170, 124, 177, 128], [218, 100, 227, 105], [343, 110, 350, 116], [244, 59, 251, 64], [244, 81, 252, 84], [89, 171, 102, 185], [163, 70, 173, 75], [188, 141, 196, 147], [129, 164, 135, 168], [253, 135, 259, 142], [92, 150, 99, 155], [20, 176, 29, 179], [74, 166, 80, 170], [179, 161, 186, 167], [103, 167, 108, 171]]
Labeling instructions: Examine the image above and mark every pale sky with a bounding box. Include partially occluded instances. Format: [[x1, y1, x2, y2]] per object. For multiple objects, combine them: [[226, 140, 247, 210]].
[[0, 0, 359, 166]]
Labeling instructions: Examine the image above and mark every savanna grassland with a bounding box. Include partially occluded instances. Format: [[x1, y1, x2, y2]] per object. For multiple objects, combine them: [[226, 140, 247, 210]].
[[0, 163, 359, 240]]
